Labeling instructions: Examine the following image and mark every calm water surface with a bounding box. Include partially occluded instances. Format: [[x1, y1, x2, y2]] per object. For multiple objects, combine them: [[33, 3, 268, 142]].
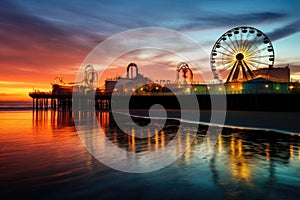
[[0, 110, 300, 199]]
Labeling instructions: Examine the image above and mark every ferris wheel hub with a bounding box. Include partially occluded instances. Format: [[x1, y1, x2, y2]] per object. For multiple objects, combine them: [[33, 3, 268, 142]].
[[236, 53, 244, 61]]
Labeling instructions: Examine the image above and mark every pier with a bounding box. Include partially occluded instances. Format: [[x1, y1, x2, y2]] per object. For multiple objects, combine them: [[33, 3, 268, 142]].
[[29, 61, 300, 112], [29, 63, 300, 112], [29, 91, 112, 111], [29, 90, 300, 112]]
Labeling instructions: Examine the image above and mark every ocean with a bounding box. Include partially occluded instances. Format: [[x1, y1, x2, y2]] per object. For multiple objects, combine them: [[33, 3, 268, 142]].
[[0, 101, 300, 199], [0, 100, 33, 111]]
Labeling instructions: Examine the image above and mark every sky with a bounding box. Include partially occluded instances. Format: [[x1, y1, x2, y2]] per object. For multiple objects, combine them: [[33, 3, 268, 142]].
[[1, 0, 300, 100]]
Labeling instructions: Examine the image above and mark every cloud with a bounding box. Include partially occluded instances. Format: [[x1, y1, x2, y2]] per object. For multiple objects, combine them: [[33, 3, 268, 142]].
[[175, 12, 287, 30], [1, 0, 299, 98], [267, 20, 300, 41], [0, 0, 106, 76]]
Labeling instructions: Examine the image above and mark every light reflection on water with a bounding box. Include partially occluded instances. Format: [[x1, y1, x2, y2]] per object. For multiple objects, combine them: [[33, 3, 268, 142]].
[[0, 110, 299, 199]]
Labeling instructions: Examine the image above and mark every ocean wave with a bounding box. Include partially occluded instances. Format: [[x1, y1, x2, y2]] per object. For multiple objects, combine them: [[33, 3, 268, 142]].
[[0, 106, 33, 111], [112, 110, 298, 135], [0, 101, 33, 111]]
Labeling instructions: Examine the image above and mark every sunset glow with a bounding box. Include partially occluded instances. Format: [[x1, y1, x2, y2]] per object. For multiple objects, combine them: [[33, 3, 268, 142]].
[[1, 0, 300, 100]]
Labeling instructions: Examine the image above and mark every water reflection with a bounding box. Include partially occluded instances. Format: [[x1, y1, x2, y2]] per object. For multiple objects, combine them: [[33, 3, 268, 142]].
[[2, 110, 299, 199], [96, 111, 300, 196], [32, 110, 300, 179], [210, 130, 300, 197], [97, 112, 184, 154], [93, 112, 298, 169], [33, 109, 74, 128]]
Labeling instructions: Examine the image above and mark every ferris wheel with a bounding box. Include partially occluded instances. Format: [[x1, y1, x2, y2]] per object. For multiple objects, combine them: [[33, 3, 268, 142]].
[[210, 26, 275, 83], [84, 64, 98, 88]]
